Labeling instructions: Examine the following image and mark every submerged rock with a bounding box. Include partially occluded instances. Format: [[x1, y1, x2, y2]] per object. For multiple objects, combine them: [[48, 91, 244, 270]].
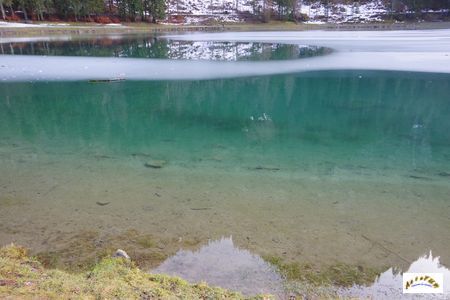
[[113, 249, 130, 260], [407, 175, 432, 180], [249, 166, 280, 171], [144, 160, 167, 169]]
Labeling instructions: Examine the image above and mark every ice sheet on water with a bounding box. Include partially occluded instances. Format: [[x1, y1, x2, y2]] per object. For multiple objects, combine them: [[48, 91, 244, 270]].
[[0, 30, 449, 81], [1, 51, 449, 81], [166, 29, 450, 52]]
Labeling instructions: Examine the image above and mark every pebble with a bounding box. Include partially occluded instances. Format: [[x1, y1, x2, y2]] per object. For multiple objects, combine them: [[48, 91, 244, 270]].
[[144, 160, 167, 169], [113, 249, 130, 260]]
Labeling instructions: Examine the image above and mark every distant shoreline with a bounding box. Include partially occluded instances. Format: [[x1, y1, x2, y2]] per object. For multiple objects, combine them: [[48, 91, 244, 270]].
[[1, 20, 450, 37]]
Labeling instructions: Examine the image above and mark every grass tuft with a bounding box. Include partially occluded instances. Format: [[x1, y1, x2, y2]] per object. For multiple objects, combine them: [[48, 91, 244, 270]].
[[0, 244, 272, 299]]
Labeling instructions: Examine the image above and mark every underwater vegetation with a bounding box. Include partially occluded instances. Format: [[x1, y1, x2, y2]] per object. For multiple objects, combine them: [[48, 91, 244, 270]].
[[263, 255, 382, 287], [34, 229, 205, 273]]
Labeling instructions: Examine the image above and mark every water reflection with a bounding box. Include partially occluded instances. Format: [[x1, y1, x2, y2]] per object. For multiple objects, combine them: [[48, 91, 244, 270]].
[[153, 237, 284, 297], [154, 239, 450, 298], [342, 252, 450, 298], [0, 36, 331, 61]]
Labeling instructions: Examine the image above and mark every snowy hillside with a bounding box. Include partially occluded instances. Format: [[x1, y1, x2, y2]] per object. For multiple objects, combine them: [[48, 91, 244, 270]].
[[300, 1, 387, 23], [165, 0, 388, 24]]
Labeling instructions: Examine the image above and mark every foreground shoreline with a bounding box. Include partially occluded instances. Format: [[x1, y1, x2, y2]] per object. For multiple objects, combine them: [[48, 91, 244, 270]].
[[1, 20, 450, 37], [0, 244, 272, 299]]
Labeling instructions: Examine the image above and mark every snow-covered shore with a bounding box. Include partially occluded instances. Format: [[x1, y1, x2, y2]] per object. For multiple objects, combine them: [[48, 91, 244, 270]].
[[166, 0, 388, 24], [0, 21, 127, 28]]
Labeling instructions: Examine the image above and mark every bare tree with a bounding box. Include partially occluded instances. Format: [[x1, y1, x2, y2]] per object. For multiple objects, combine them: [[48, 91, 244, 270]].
[[0, 0, 6, 20]]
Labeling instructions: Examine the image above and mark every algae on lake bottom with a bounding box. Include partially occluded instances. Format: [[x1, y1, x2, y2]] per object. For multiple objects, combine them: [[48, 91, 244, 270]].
[[263, 254, 383, 287]]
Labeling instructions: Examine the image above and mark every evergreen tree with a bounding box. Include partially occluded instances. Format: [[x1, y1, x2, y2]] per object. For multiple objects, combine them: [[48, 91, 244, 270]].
[[274, 0, 297, 20], [148, 0, 165, 22], [0, 0, 6, 19], [1, 0, 449, 23]]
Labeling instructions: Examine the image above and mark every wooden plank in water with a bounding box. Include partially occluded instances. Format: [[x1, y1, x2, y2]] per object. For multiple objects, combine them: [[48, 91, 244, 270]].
[[88, 78, 125, 83]]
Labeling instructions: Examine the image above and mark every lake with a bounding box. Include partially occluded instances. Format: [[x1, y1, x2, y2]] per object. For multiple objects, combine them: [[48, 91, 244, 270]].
[[0, 30, 449, 298]]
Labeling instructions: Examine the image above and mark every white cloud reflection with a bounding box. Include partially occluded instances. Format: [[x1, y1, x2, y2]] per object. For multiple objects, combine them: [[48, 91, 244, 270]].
[[341, 252, 450, 299], [153, 237, 284, 297]]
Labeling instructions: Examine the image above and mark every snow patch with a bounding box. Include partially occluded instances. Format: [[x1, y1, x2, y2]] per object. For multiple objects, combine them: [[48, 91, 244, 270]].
[[164, 0, 389, 24], [0, 21, 42, 28], [0, 21, 125, 28]]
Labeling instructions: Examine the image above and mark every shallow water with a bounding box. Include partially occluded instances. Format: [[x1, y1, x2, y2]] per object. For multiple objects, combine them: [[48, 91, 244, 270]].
[[1, 32, 450, 297], [342, 252, 450, 298], [2, 72, 450, 177]]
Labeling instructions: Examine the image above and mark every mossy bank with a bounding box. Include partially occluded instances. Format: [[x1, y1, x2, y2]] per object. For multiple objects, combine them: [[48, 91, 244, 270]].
[[0, 244, 271, 299]]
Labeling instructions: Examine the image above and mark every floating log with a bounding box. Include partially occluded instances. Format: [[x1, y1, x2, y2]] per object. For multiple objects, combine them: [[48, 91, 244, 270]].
[[88, 78, 125, 83]]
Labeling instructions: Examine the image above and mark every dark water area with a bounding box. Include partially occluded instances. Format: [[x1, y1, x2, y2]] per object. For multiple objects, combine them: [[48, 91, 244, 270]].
[[0, 36, 331, 61]]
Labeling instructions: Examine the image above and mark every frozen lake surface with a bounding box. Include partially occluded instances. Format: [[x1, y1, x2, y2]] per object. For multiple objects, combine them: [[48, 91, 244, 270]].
[[1, 29, 450, 81]]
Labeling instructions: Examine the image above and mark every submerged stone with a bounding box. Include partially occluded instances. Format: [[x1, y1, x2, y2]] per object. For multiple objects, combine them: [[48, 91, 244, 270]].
[[144, 160, 167, 169], [113, 249, 130, 260], [250, 166, 280, 171]]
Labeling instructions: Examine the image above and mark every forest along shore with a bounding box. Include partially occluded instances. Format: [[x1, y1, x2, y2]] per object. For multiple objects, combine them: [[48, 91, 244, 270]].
[[1, 20, 450, 37]]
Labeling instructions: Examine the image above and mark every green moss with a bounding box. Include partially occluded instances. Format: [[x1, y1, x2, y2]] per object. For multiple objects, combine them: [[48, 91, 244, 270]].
[[0, 197, 27, 207], [136, 235, 156, 248], [35, 251, 60, 268], [178, 237, 199, 247], [0, 243, 28, 260], [263, 255, 381, 287], [263, 255, 323, 284], [132, 251, 168, 267], [321, 263, 381, 287], [35, 229, 173, 272], [35, 230, 105, 272], [1, 244, 269, 299]]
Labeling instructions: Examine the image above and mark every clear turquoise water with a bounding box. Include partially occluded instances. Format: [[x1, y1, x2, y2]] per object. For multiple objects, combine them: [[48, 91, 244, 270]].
[[1, 71, 450, 177]]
